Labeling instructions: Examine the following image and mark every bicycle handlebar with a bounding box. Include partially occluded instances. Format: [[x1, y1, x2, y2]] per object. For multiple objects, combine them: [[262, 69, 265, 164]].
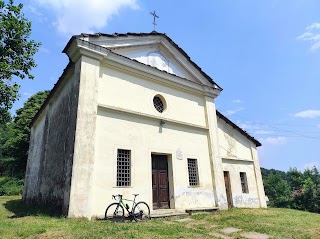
[[112, 194, 123, 200], [111, 194, 139, 200]]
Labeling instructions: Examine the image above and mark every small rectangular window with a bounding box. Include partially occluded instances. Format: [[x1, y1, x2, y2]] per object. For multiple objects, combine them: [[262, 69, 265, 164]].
[[116, 149, 131, 187], [240, 172, 249, 193], [188, 158, 199, 186]]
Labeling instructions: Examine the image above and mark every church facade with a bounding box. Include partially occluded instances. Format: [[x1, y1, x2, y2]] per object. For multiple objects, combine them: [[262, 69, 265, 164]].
[[23, 32, 267, 219]]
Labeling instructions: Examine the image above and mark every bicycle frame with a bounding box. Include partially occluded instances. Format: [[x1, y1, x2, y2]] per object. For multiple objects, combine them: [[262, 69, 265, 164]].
[[113, 194, 138, 215]]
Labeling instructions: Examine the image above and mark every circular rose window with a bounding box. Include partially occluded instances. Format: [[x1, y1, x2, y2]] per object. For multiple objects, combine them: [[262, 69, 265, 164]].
[[153, 95, 166, 113]]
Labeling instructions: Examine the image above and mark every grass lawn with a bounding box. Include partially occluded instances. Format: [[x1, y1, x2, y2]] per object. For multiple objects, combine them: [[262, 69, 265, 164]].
[[1, 196, 320, 239]]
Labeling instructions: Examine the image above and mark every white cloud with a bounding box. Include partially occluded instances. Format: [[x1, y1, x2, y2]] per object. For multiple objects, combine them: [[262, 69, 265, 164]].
[[32, 0, 139, 35], [232, 99, 242, 104], [237, 122, 252, 130], [27, 5, 48, 22], [261, 136, 288, 145], [297, 22, 320, 51], [304, 161, 319, 170], [39, 47, 50, 54], [22, 92, 34, 98], [306, 23, 320, 31], [236, 121, 260, 131], [294, 110, 320, 119], [223, 108, 244, 116], [254, 130, 274, 135]]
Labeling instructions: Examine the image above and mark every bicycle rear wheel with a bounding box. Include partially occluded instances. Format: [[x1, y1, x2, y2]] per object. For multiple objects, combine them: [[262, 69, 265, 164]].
[[133, 201, 150, 222], [105, 203, 125, 222]]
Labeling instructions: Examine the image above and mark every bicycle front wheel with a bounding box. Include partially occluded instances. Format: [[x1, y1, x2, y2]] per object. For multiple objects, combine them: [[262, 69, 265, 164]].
[[133, 201, 150, 222], [105, 203, 125, 222]]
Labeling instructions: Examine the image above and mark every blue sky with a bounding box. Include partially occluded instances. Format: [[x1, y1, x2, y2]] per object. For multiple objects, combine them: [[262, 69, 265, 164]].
[[11, 0, 320, 171]]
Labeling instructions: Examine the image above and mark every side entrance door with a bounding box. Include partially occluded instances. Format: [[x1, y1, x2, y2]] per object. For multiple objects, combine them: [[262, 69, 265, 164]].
[[152, 154, 170, 209], [224, 171, 233, 208]]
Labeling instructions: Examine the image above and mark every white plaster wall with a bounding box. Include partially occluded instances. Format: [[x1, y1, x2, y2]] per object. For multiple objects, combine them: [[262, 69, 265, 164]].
[[91, 109, 215, 218], [217, 118, 252, 161], [222, 159, 260, 207], [68, 56, 99, 218], [98, 65, 206, 128]]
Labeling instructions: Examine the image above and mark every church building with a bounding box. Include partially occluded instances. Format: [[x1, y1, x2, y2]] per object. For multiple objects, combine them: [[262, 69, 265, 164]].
[[23, 32, 267, 219]]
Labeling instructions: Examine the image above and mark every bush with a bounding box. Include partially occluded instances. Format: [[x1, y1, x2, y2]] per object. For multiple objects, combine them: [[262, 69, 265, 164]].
[[0, 177, 24, 196]]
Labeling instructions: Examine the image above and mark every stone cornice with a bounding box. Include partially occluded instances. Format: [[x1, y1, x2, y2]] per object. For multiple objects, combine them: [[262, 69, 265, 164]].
[[98, 104, 209, 131]]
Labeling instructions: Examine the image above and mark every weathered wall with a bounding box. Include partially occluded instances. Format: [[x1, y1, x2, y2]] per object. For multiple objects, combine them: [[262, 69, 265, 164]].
[[90, 64, 216, 218], [23, 109, 47, 201], [222, 159, 260, 207], [217, 117, 252, 161], [92, 109, 215, 217], [205, 97, 228, 209], [68, 56, 100, 218], [23, 65, 80, 214], [217, 118, 267, 208]]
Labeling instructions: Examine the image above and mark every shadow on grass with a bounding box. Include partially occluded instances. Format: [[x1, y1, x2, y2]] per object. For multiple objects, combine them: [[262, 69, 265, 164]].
[[4, 199, 64, 218]]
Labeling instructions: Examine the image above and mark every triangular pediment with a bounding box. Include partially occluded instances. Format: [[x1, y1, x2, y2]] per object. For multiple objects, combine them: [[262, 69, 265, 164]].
[[113, 44, 193, 80], [79, 33, 221, 90]]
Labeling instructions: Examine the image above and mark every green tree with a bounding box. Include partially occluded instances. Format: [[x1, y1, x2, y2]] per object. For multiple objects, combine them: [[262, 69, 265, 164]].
[[261, 167, 286, 180], [287, 167, 303, 190], [264, 173, 291, 208], [2, 90, 49, 171], [0, 123, 11, 157], [0, 0, 41, 124]]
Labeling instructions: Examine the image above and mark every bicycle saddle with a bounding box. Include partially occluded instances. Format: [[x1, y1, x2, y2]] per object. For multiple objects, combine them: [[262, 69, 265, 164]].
[[133, 194, 139, 196]]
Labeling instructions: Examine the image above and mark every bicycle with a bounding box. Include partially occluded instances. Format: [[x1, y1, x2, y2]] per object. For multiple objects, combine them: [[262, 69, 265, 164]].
[[105, 194, 150, 222]]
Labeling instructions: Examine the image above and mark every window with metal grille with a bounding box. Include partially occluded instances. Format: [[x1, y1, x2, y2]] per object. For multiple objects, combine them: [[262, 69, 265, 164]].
[[240, 172, 249, 193], [153, 96, 165, 113], [116, 149, 131, 187], [188, 158, 199, 186]]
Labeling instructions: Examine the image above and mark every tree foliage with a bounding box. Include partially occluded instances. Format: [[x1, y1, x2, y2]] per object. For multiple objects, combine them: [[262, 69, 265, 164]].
[[0, 0, 41, 124], [2, 90, 49, 171], [264, 173, 291, 208], [262, 167, 320, 213]]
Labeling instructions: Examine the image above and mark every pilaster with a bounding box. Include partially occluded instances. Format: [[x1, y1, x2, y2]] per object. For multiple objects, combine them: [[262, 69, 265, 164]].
[[68, 55, 100, 218], [204, 96, 228, 209], [251, 146, 267, 208]]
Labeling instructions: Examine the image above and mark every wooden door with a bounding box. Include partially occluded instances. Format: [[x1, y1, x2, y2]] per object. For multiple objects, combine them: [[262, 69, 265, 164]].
[[224, 171, 232, 208], [152, 154, 170, 209]]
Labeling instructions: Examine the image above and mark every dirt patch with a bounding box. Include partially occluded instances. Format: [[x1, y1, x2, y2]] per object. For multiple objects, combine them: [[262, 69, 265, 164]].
[[241, 232, 270, 239], [208, 232, 233, 239], [176, 218, 194, 222], [220, 227, 242, 234]]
